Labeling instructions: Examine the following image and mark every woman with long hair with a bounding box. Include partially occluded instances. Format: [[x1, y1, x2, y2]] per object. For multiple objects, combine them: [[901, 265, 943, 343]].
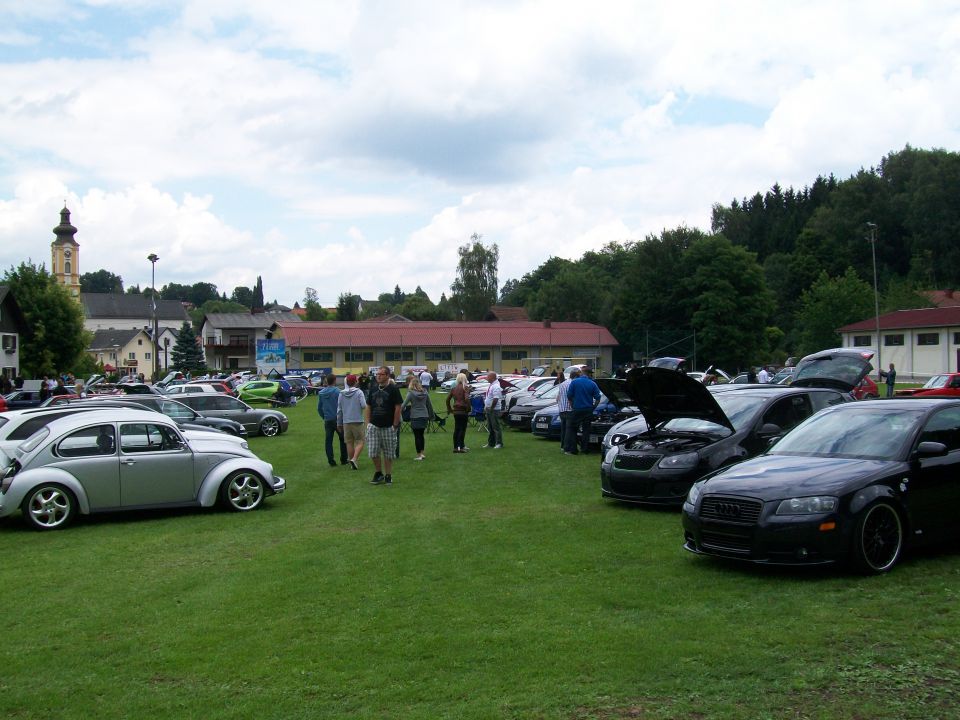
[[402, 375, 435, 461], [445, 372, 471, 453]]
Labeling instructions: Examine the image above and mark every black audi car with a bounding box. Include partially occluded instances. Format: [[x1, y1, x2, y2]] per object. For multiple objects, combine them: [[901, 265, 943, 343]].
[[600, 348, 874, 507], [681, 398, 960, 573]]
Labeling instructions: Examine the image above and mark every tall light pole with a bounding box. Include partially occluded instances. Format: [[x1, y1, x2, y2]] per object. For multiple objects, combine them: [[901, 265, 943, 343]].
[[147, 253, 159, 381], [866, 223, 880, 375]]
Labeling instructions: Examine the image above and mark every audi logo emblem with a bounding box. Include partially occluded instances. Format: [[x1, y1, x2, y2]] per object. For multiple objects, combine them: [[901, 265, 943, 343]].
[[714, 502, 741, 517]]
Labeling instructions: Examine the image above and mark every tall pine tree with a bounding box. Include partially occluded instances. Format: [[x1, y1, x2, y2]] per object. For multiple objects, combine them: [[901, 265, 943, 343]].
[[171, 321, 206, 374]]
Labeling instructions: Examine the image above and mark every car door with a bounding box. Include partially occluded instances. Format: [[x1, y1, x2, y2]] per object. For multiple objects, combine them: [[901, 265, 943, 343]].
[[742, 394, 813, 456], [905, 406, 960, 541], [118, 422, 196, 506], [53, 424, 121, 509]]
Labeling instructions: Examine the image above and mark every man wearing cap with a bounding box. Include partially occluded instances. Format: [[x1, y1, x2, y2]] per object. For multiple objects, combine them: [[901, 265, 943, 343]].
[[337, 374, 367, 470]]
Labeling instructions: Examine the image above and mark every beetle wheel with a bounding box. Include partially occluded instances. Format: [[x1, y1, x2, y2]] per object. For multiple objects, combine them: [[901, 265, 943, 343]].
[[22, 484, 76, 531], [852, 502, 903, 574], [220, 470, 265, 512]]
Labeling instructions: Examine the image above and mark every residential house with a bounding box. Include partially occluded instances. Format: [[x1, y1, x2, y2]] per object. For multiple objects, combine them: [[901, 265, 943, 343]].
[[0, 285, 28, 379], [200, 312, 302, 371]]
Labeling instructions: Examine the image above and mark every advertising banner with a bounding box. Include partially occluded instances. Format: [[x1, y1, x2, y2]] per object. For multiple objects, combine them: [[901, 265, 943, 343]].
[[256, 339, 286, 375]]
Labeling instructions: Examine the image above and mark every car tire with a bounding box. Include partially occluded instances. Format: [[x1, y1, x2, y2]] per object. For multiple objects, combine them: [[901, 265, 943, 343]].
[[851, 501, 903, 574], [259, 417, 281, 437], [219, 470, 266, 512], [22, 483, 77, 531]]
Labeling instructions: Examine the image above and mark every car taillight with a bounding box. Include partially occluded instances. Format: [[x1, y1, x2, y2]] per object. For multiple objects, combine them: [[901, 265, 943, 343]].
[[1, 460, 21, 492]]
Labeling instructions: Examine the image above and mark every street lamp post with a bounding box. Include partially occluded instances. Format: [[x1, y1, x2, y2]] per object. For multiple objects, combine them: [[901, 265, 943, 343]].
[[147, 253, 159, 381], [866, 223, 880, 375]]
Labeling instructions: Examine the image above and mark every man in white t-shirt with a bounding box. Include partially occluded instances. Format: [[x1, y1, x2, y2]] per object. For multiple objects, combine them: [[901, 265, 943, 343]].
[[757, 366, 771, 383], [419, 369, 432, 391], [483, 371, 504, 448]]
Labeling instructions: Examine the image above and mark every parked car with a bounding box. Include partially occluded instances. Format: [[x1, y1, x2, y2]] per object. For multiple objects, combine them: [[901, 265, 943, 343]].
[[896, 373, 960, 397], [2, 389, 46, 410], [681, 397, 960, 573], [165, 382, 233, 396], [283, 376, 310, 399], [770, 367, 796, 385], [53, 396, 248, 437], [599, 348, 874, 507], [174, 393, 289, 437], [506, 384, 561, 429], [531, 393, 633, 445], [115, 383, 163, 396], [237, 380, 283, 404], [0, 409, 284, 530], [647, 357, 687, 371], [687, 369, 732, 384], [852, 375, 880, 400]]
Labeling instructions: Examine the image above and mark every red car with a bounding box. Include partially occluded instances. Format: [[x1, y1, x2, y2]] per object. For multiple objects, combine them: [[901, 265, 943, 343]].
[[852, 375, 880, 400], [896, 373, 960, 397]]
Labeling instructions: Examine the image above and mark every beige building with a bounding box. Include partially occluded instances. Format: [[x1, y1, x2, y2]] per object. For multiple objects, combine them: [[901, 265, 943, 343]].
[[88, 328, 155, 376]]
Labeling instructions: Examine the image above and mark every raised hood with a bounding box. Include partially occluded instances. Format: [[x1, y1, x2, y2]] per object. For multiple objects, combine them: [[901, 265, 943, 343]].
[[617, 367, 735, 432], [792, 348, 874, 392]]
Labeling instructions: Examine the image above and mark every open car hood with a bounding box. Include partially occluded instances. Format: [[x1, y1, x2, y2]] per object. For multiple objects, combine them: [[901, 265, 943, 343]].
[[594, 379, 639, 412], [606, 367, 734, 432], [791, 348, 874, 392]]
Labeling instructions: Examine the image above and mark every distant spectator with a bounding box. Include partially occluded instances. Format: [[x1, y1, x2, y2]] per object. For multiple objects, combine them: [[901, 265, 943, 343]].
[[879, 363, 897, 397], [757, 366, 771, 383]]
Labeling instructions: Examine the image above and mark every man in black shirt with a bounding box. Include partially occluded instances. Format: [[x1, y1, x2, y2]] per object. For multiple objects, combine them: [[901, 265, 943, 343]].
[[365, 366, 403, 485]]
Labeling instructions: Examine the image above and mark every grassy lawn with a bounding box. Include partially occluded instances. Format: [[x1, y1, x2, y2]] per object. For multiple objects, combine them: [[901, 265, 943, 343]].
[[1, 396, 959, 719]]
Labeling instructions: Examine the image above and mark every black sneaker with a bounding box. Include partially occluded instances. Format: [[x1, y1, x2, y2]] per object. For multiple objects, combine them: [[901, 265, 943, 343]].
[[370, 472, 384, 485], [384, 475, 392, 485]]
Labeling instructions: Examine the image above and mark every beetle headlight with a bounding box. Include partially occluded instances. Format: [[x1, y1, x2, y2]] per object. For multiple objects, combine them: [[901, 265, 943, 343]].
[[658, 451, 698, 469], [775, 496, 838, 515]]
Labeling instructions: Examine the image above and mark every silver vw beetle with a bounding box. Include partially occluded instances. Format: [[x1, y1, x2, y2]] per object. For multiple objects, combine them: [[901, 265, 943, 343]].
[[0, 409, 285, 531]]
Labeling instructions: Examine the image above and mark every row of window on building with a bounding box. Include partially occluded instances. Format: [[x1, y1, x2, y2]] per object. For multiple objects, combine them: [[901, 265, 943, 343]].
[[853, 332, 960, 347], [300, 349, 528, 363]]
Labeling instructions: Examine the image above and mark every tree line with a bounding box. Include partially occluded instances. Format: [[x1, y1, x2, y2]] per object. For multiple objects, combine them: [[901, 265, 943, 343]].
[[6, 145, 956, 376]]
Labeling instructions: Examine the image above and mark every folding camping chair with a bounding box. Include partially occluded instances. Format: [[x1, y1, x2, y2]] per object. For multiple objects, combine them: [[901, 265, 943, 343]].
[[469, 395, 488, 434]]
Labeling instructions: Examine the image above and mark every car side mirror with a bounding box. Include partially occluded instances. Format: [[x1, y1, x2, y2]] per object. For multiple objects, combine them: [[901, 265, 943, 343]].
[[758, 422, 782, 437], [915, 441, 948, 458]]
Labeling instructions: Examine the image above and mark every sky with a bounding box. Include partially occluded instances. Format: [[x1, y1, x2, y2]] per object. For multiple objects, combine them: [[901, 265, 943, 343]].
[[1, 1, 958, 309]]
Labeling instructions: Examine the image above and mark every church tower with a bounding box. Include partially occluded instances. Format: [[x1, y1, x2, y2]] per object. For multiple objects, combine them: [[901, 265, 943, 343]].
[[51, 206, 81, 300]]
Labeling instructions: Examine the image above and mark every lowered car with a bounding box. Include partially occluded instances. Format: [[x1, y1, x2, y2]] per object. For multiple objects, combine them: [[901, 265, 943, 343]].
[[52, 396, 248, 437], [237, 380, 283, 404], [506, 384, 561, 429], [599, 349, 874, 506], [896, 373, 960, 397], [0, 409, 284, 531], [681, 398, 960, 573], [174, 393, 289, 437]]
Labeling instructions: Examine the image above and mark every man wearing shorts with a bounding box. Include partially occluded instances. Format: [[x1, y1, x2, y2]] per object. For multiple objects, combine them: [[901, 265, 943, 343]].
[[366, 366, 403, 485], [337, 374, 367, 470]]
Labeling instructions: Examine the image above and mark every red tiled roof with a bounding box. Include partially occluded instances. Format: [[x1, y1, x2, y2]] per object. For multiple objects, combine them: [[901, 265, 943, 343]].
[[839, 306, 960, 332], [921, 290, 960, 307], [272, 320, 618, 348]]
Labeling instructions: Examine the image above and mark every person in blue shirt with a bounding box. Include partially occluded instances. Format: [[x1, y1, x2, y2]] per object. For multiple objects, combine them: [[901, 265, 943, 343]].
[[566, 368, 601, 455], [318, 374, 348, 467]]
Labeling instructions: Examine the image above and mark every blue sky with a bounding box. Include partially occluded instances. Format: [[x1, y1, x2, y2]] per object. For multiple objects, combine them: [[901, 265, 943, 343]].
[[1, 1, 958, 307]]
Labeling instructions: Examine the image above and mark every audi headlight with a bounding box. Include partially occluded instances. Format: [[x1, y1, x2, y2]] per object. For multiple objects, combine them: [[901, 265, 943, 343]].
[[658, 451, 698, 469], [686, 483, 702, 506], [610, 433, 629, 446], [775, 496, 838, 515]]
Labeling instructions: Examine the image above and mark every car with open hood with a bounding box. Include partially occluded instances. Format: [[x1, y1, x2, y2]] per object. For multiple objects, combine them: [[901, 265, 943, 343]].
[[599, 349, 874, 506], [0, 409, 284, 530], [681, 397, 960, 573]]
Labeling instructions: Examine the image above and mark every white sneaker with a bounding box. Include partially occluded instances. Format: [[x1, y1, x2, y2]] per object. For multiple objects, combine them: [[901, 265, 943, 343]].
[[414, 455, 424, 461], [494, 444, 503, 449]]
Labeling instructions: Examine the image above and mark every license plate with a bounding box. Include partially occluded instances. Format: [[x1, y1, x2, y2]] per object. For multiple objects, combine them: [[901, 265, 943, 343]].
[[536, 420, 549, 427], [510, 414, 521, 421]]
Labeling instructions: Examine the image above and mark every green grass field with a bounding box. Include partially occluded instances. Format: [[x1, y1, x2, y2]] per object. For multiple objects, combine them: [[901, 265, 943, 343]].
[[1, 397, 958, 719]]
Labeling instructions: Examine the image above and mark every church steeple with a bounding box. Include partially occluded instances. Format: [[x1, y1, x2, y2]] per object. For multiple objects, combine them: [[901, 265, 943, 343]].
[[51, 205, 81, 300]]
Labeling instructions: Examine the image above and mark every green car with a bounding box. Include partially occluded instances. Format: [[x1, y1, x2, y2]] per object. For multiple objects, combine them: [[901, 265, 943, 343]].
[[237, 380, 282, 404]]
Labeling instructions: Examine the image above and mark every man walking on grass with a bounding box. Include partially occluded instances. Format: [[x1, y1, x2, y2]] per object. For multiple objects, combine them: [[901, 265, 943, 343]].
[[483, 371, 504, 448], [366, 366, 403, 485]]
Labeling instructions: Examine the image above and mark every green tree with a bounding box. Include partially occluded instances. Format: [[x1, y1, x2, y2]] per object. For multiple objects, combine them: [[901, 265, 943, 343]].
[[159, 282, 192, 301], [795, 268, 875, 355], [252, 276, 264, 312], [189, 282, 219, 307], [450, 233, 499, 320], [679, 235, 773, 370], [189, 299, 253, 327], [527, 266, 612, 325], [336, 292, 359, 321], [80, 269, 123, 293], [170, 321, 206, 374], [303, 287, 327, 320], [3, 261, 87, 376], [231, 286, 253, 307], [126, 284, 141, 294]]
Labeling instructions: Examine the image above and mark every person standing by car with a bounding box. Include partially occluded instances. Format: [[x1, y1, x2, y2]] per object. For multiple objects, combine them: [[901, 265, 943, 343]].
[[556, 369, 576, 454], [318, 375, 348, 467], [483, 371, 504, 448], [446, 372, 471, 453], [879, 362, 897, 397], [757, 366, 771, 383], [337, 374, 367, 470], [403, 376, 435, 461], [366, 367, 403, 485], [566, 367, 601, 455]]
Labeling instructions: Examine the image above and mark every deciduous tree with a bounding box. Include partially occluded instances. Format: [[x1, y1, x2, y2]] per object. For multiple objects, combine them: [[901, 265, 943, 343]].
[[450, 233, 499, 320]]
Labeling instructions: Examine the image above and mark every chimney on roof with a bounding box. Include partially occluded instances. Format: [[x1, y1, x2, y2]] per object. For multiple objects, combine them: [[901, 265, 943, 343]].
[[543, 318, 551, 328]]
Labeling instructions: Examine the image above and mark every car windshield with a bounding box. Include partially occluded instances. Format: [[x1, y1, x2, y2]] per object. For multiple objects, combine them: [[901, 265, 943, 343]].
[[923, 375, 950, 389], [659, 394, 766, 436], [535, 385, 560, 400], [770, 406, 925, 460]]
